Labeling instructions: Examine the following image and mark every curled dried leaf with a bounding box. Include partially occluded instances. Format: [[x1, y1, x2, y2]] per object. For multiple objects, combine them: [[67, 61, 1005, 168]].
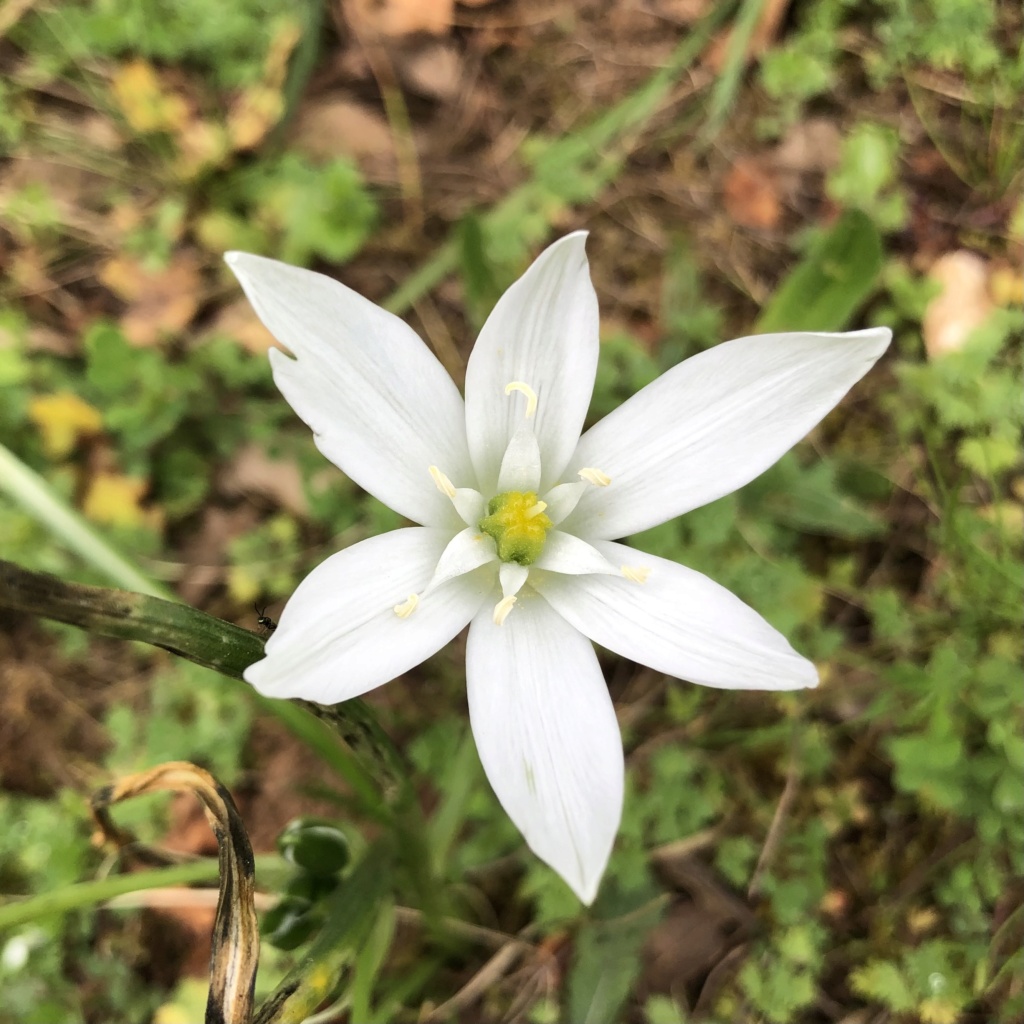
[[92, 761, 259, 1024]]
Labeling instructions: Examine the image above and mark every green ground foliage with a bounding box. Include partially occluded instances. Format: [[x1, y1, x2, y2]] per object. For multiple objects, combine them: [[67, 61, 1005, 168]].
[[0, 0, 1021, 1021]]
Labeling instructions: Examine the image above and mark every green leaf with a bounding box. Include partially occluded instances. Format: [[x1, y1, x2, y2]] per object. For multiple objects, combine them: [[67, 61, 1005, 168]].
[[566, 897, 666, 1024], [643, 995, 689, 1024], [745, 454, 884, 540], [456, 213, 504, 330], [755, 209, 883, 333], [850, 959, 917, 1012], [0, 854, 286, 932], [888, 731, 967, 811]]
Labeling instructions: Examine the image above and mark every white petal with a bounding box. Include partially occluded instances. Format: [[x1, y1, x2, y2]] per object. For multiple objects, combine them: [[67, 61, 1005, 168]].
[[464, 233, 600, 493], [563, 329, 891, 540], [226, 253, 473, 527], [533, 531, 620, 576], [499, 562, 530, 598], [533, 542, 818, 691], [466, 591, 623, 904], [425, 528, 497, 592], [245, 528, 491, 703], [541, 481, 588, 525], [452, 488, 486, 527], [496, 425, 543, 493]]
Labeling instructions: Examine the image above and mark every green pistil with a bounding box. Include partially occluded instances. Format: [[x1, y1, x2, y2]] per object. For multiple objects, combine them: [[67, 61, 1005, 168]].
[[478, 490, 553, 566]]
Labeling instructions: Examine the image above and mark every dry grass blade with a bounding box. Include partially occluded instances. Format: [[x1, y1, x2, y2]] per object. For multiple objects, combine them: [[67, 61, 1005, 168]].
[[91, 761, 259, 1024], [0, 0, 38, 39]]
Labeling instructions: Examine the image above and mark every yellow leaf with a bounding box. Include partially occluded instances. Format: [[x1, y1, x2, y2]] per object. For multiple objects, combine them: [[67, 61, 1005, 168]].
[[991, 264, 1023, 307], [227, 85, 285, 151], [28, 391, 103, 458], [111, 60, 189, 135], [174, 119, 230, 179], [919, 996, 962, 1024], [100, 252, 203, 347], [82, 472, 148, 528], [227, 565, 261, 605], [264, 19, 303, 85]]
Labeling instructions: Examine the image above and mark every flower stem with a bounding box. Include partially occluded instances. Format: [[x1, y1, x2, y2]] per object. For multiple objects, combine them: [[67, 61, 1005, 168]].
[[0, 559, 409, 794]]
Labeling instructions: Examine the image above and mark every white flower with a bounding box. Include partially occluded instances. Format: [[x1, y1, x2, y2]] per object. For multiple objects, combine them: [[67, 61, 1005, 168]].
[[226, 233, 890, 904]]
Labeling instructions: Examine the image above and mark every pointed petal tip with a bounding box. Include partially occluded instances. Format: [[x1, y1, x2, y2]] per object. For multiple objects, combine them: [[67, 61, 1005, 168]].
[[573, 873, 601, 906], [534, 839, 608, 907], [223, 250, 259, 272], [555, 230, 590, 259], [849, 325, 893, 352], [223, 250, 261, 281], [775, 653, 819, 691], [242, 656, 282, 698]]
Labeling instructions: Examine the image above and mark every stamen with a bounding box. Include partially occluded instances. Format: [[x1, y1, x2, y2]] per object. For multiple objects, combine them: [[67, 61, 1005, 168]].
[[429, 465, 456, 498], [621, 566, 651, 584], [393, 594, 419, 618], [525, 500, 548, 519], [504, 381, 538, 419], [493, 594, 517, 625], [578, 467, 611, 487]]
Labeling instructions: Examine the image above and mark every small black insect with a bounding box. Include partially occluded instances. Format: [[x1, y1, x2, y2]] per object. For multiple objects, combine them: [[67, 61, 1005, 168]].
[[255, 603, 278, 633]]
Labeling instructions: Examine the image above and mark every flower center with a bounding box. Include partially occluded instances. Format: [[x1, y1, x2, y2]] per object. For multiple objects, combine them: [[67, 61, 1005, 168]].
[[478, 490, 552, 566]]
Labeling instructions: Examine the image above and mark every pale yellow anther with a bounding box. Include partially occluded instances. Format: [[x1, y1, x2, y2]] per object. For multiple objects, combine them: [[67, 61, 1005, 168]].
[[621, 565, 651, 584], [525, 500, 548, 519], [429, 465, 456, 498], [393, 594, 419, 618], [504, 381, 538, 419], [493, 594, 517, 625], [578, 467, 611, 487]]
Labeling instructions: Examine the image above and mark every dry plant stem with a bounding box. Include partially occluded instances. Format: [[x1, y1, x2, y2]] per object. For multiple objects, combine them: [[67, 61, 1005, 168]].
[[413, 292, 465, 387], [92, 761, 259, 1024], [392, 905, 536, 954], [0, 558, 407, 789], [348, 15, 423, 229], [693, 942, 750, 1016], [649, 827, 721, 864], [747, 757, 801, 900], [422, 942, 527, 1023]]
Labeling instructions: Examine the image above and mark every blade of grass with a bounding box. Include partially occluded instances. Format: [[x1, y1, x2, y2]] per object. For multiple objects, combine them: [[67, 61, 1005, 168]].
[[426, 727, 479, 878], [0, 441, 171, 599], [0, 855, 286, 932], [346, 897, 397, 1023], [695, 0, 768, 150]]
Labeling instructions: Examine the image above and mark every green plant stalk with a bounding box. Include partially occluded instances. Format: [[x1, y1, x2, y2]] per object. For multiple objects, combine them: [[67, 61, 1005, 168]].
[[253, 844, 393, 1024], [0, 854, 286, 932], [382, 0, 735, 318], [0, 559, 408, 794], [426, 728, 479, 878], [0, 441, 172, 599]]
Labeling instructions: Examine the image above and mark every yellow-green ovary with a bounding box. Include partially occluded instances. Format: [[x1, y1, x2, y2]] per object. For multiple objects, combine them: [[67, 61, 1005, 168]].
[[478, 491, 553, 566]]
